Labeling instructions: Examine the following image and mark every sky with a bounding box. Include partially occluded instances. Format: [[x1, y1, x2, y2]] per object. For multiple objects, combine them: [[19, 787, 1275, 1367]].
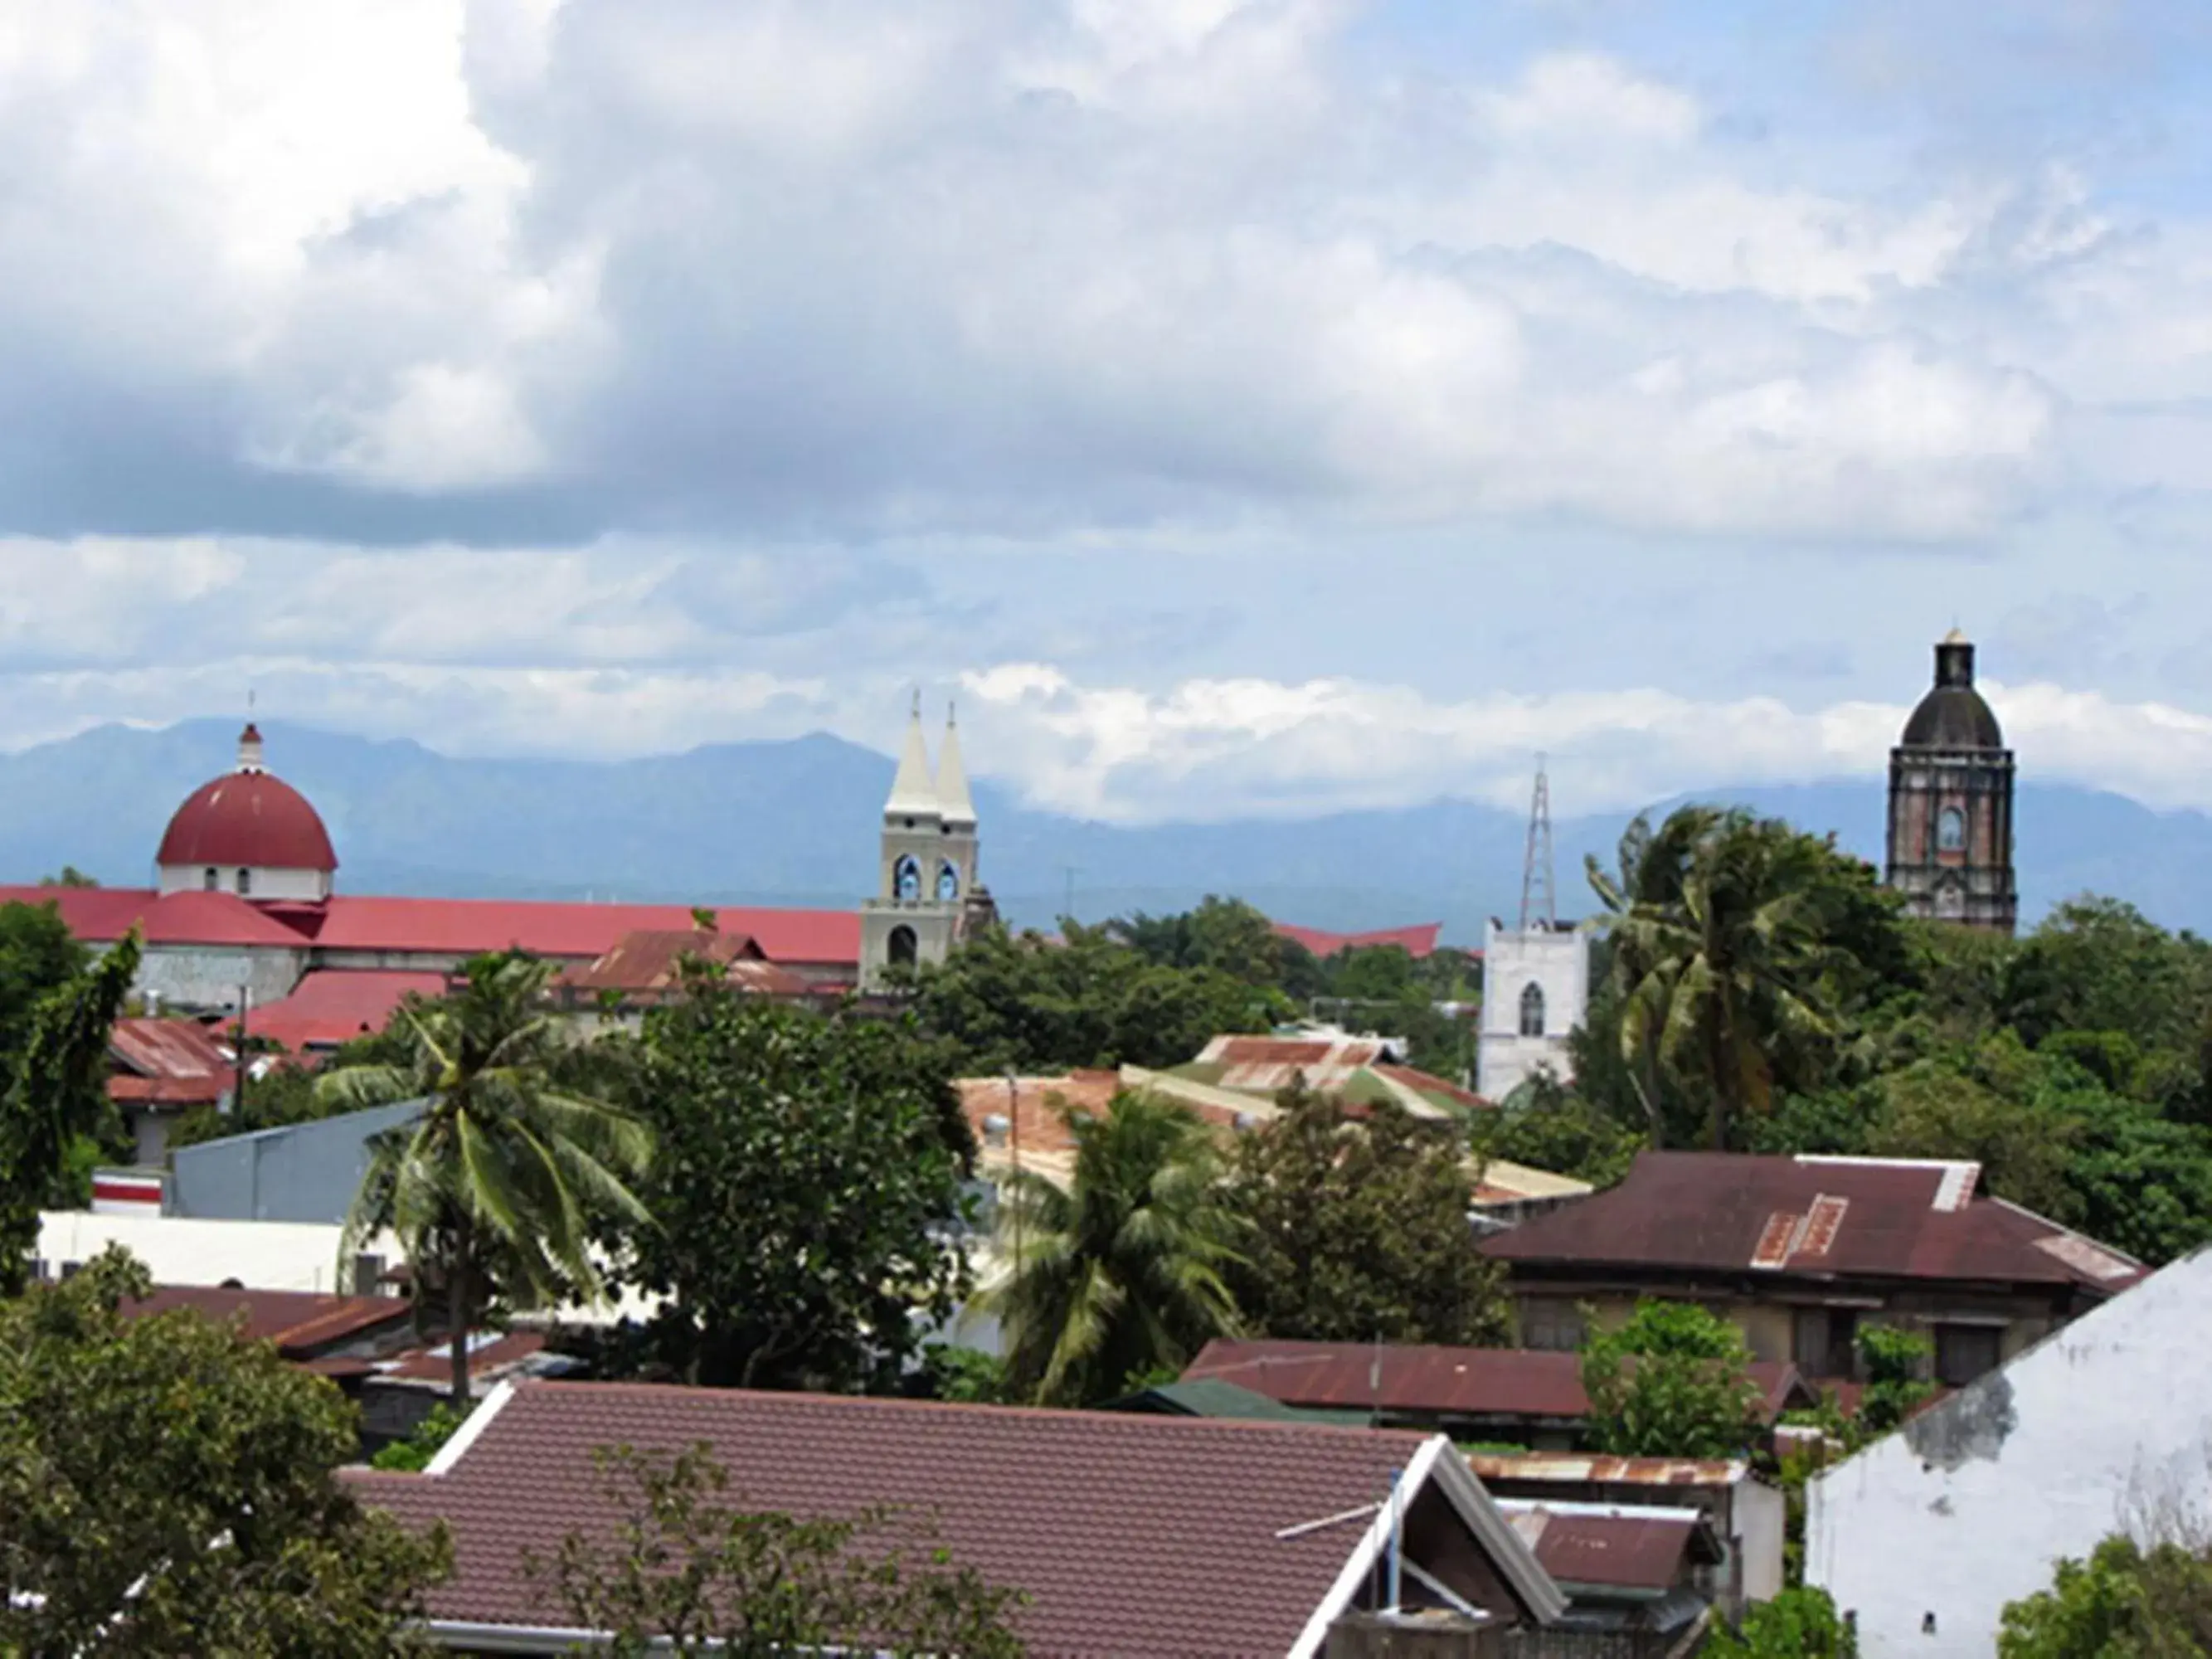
[[3, 0, 2211, 825]]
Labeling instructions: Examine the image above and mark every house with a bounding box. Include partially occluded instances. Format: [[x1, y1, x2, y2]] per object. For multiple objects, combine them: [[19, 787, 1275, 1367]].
[[1182, 1340, 1813, 1451], [1498, 1499, 1727, 1638], [348, 1379, 1568, 1655], [554, 927, 812, 1024], [1480, 1152, 2143, 1385], [119, 1282, 415, 1363], [1806, 1244, 2212, 1657], [356, 1329, 581, 1450], [34, 1209, 396, 1294], [105, 1015, 235, 1162], [1177, 1033, 1475, 1120], [1468, 1452, 1786, 1618]]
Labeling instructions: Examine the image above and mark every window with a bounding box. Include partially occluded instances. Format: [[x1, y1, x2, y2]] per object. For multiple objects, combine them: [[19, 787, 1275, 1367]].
[[202, 867, 218, 891], [1934, 1323, 2002, 1386], [1937, 806, 1966, 853], [892, 855, 921, 902], [1519, 981, 1546, 1038], [236, 867, 252, 896], [1793, 1307, 1860, 1378], [887, 925, 918, 967], [1518, 1297, 1584, 1352], [936, 860, 960, 901]]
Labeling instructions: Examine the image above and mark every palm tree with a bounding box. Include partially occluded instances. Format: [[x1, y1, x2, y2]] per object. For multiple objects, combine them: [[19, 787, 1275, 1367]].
[[984, 1090, 1243, 1407], [1589, 810, 1840, 1150], [319, 951, 654, 1407]]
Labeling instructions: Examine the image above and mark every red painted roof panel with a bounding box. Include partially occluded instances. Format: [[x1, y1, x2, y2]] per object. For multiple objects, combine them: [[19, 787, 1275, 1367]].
[[157, 771, 338, 872], [314, 896, 858, 965], [1273, 921, 1444, 960]]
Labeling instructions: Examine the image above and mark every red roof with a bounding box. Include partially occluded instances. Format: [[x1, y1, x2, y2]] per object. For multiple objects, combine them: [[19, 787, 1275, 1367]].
[[346, 1380, 1548, 1653], [1273, 921, 1444, 960], [561, 929, 810, 999], [157, 769, 337, 873], [106, 1016, 231, 1107], [1184, 1340, 1808, 1425], [1480, 1151, 2145, 1292], [314, 896, 858, 966], [0, 886, 316, 948], [248, 969, 447, 1054], [124, 1285, 413, 1357]]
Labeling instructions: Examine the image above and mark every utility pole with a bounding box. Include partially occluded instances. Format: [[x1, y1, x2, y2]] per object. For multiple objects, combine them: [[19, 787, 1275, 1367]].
[[1004, 1068, 1023, 1280], [1061, 865, 1081, 926], [228, 983, 250, 1119]]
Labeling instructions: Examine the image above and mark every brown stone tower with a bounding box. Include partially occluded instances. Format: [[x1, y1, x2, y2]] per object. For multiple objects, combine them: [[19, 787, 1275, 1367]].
[[1884, 630, 2017, 933]]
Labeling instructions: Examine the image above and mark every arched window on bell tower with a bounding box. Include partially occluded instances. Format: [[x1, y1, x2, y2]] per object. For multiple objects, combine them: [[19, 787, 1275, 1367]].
[[1519, 981, 1546, 1038], [887, 926, 918, 966], [893, 854, 921, 902], [1937, 806, 1966, 853]]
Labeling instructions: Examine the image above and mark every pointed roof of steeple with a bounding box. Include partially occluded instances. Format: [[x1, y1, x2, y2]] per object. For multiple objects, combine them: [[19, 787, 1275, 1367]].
[[936, 703, 976, 826], [885, 693, 940, 819]]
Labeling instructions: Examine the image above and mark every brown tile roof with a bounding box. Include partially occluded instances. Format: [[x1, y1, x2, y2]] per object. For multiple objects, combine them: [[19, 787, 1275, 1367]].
[[124, 1284, 414, 1357], [346, 1380, 1557, 1655], [562, 929, 809, 998], [1184, 1340, 1808, 1426], [1500, 1502, 1720, 1593], [1480, 1151, 2145, 1292]]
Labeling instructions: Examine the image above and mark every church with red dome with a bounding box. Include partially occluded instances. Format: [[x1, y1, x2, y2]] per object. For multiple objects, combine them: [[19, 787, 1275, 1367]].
[[0, 722, 891, 1079]]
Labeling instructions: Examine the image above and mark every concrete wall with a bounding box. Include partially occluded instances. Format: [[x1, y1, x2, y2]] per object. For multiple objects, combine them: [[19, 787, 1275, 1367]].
[[168, 1099, 425, 1225], [35, 1210, 399, 1292], [127, 943, 307, 1014], [1807, 1249, 2212, 1656]]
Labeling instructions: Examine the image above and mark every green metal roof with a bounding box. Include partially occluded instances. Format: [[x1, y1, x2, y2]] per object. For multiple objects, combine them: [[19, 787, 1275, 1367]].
[[1104, 1377, 1371, 1426]]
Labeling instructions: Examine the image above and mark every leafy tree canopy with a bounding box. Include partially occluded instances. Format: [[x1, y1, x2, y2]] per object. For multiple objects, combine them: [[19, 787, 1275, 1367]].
[[1579, 1299, 1767, 1459], [612, 987, 975, 1393], [1228, 1080, 1512, 1346], [0, 1247, 450, 1655], [2000, 1533, 2212, 1658], [1706, 1587, 1858, 1657]]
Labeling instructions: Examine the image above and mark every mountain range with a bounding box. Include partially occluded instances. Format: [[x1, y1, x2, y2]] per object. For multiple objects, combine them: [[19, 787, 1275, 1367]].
[[0, 719, 2205, 942]]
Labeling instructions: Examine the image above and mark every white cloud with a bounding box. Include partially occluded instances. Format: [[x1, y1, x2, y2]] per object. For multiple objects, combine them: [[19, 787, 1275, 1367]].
[[1475, 52, 1702, 147]]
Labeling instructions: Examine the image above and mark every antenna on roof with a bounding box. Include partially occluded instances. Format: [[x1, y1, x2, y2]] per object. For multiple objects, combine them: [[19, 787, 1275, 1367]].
[[1519, 755, 1555, 932]]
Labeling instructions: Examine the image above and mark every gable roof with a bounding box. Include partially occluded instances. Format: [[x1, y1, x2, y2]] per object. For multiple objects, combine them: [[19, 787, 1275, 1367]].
[[123, 1284, 413, 1357], [347, 1379, 1564, 1655], [1184, 1340, 1810, 1426], [1480, 1151, 2144, 1293], [246, 969, 447, 1054], [561, 928, 809, 998], [0, 885, 315, 948], [107, 1016, 231, 1104], [1498, 1501, 1723, 1594]]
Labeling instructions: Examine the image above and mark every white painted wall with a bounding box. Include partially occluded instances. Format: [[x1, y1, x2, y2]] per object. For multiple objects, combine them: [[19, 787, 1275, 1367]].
[[1476, 920, 1588, 1101], [157, 863, 331, 901], [1807, 1248, 2212, 1656], [35, 1212, 399, 1293]]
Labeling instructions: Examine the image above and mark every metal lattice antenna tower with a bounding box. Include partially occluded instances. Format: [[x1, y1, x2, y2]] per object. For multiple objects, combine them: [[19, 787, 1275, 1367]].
[[1519, 755, 1556, 931]]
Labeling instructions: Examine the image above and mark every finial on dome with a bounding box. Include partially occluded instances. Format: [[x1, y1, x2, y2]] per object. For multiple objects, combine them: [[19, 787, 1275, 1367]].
[[238, 722, 265, 774], [1942, 625, 1969, 645]]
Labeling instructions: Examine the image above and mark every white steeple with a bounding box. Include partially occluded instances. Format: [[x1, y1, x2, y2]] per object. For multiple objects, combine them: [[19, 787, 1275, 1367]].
[[884, 691, 939, 819], [936, 703, 975, 826]]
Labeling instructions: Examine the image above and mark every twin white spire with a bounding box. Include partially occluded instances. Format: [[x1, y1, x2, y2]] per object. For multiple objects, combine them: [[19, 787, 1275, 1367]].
[[883, 693, 975, 825]]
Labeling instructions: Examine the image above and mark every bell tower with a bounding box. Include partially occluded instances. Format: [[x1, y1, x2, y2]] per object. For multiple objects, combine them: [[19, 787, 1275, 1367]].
[[859, 698, 989, 988], [1884, 630, 2017, 934]]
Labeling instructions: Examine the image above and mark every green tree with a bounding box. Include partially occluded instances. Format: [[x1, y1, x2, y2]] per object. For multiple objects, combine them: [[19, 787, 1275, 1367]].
[[529, 1443, 1026, 1657], [908, 922, 1266, 1073], [1116, 896, 1288, 988], [0, 1247, 450, 1654], [986, 1091, 1243, 1406], [0, 898, 90, 1058], [1228, 1081, 1512, 1345], [321, 951, 654, 1407], [1470, 1076, 1647, 1190], [0, 930, 140, 1291], [1579, 1300, 1765, 1459], [368, 1402, 471, 1472], [613, 988, 973, 1392], [1706, 1587, 1858, 1657], [1590, 809, 1864, 1149], [2001, 1534, 2212, 1658], [1852, 1324, 1935, 1437]]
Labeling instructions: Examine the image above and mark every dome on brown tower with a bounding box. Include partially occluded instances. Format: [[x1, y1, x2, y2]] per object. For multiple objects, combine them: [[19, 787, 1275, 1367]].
[[1899, 629, 2003, 750]]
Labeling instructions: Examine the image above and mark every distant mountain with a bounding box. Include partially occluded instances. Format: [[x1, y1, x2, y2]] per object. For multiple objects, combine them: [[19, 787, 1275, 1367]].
[[1, 720, 2206, 941]]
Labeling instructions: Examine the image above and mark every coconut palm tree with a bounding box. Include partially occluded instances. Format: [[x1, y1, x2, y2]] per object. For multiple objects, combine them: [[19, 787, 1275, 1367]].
[[319, 951, 653, 1407], [1590, 809, 1840, 1150], [984, 1090, 1243, 1407]]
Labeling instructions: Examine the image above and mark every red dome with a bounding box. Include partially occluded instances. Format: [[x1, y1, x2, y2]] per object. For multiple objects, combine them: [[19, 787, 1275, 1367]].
[[156, 770, 338, 873]]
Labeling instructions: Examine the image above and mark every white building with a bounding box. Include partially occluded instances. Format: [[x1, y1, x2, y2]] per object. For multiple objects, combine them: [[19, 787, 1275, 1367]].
[[1476, 918, 1588, 1102], [1806, 1247, 2211, 1656]]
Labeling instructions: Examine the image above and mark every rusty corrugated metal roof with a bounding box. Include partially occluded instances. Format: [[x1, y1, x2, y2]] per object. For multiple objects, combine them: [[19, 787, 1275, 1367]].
[[1499, 1501, 1720, 1593], [1469, 1452, 1749, 1488]]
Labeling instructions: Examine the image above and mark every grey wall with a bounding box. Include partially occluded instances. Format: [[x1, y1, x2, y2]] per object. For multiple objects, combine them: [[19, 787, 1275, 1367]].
[[168, 1099, 425, 1225]]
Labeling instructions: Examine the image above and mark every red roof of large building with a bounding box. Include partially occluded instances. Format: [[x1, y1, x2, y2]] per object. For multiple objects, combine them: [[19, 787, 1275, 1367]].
[[0, 886, 318, 948], [247, 969, 448, 1054], [156, 766, 338, 873], [1273, 921, 1445, 960], [1184, 1340, 1810, 1426], [313, 895, 858, 965], [346, 1379, 1563, 1652], [1480, 1151, 2146, 1292]]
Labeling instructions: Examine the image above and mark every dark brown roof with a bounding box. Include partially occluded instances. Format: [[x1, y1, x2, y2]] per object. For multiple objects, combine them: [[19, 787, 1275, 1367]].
[[345, 1380, 1556, 1655], [1184, 1340, 1807, 1425], [1500, 1503, 1720, 1593], [1480, 1152, 2143, 1292], [124, 1285, 414, 1357], [562, 928, 809, 997]]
